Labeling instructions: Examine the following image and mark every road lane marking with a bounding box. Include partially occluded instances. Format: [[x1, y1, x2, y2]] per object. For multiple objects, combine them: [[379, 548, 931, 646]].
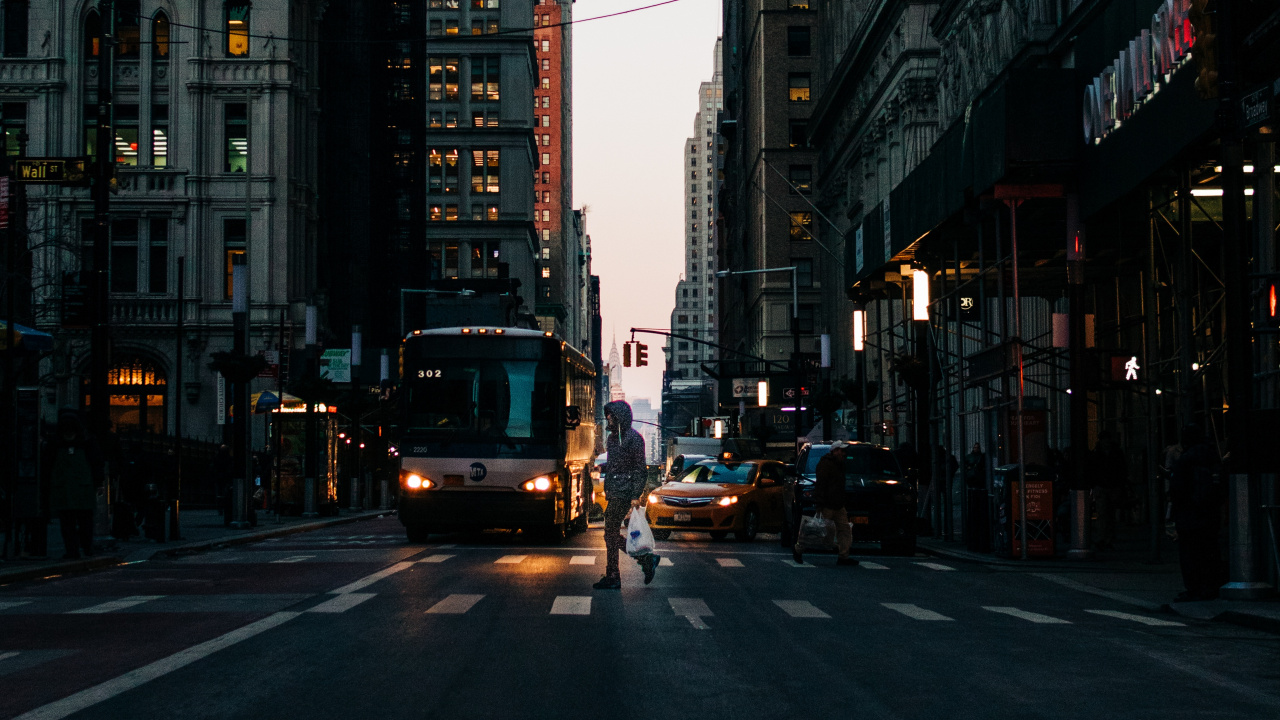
[[269, 555, 316, 564], [1031, 573, 1162, 612], [12, 611, 299, 720], [418, 554, 455, 563], [0, 651, 18, 661], [328, 561, 416, 594], [659, 557, 674, 566], [715, 558, 744, 568], [780, 559, 815, 568], [882, 603, 955, 621], [983, 606, 1071, 624], [773, 600, 830, 618], [434, 544, 457, 549], [1084, 609, 1185, 627], [494, 555, 527, 564], [65, 596, 164, 614], [669, 597, 713, 629], [550, 596, 592, 615], [913, 562, 955, 571], [859, 561, 890, 570], [0, 601, 32, 612], [307, 593, 376, 614], [426, 594, 485, 614], [569, 556, 596, 565]]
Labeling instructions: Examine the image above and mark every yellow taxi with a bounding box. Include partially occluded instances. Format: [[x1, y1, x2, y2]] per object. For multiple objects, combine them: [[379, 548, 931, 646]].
[[645, 454, 788, 542]]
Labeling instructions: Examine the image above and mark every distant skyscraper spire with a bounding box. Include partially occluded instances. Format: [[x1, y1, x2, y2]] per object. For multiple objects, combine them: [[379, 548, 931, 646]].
[[607, 336, 626, 402]]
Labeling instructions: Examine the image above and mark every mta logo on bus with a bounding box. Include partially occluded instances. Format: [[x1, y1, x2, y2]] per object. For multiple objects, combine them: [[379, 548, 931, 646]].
[[469, 463, 488, 482]]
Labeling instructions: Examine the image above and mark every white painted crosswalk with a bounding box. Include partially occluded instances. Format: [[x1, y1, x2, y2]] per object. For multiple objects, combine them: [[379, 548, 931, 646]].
[[773, 600, 830, 618], [1084, 609, 1184, 627], [715, 558, 744, 568], [859, 561, 890, 570], [983, 606, 1072, 624], [418, 554, 455, 563], [307, 593, 376, 614], [494, 555, 527, 564], [66, 595, 164, 614], [426, 594, 486, 614], [550, 596, 592, 615], [882, 603, 954, 621], [569, 556, 597, 565], [913, 562, 956, 572]]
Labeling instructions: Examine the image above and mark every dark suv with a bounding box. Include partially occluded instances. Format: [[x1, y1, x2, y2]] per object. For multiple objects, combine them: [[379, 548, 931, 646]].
[[782, 442, 918, 555]]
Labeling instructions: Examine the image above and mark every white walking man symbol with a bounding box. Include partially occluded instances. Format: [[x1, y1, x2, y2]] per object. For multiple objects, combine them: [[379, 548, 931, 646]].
[[1124, 356, 1140, 381]]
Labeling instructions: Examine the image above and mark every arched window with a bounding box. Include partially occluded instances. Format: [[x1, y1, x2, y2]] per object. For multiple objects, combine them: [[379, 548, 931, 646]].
[[82, 356, 168, 433], [226, 1, 250, 57], [116, 0, 140, 58], [84, 10, 100, 58], [3, 0, 29, 57], [152, 11, 170, 59]]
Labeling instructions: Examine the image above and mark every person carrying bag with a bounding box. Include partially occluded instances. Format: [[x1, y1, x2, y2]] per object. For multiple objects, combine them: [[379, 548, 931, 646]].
[[594, 401, 662, 589], [793, 441, 858, 566]]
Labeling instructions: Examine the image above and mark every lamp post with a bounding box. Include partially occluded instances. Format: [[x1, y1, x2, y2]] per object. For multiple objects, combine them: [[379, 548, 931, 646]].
[[303, 304, 319, 518], [349, 325, 362, 511], [230, 255, 250, 529], [717, 266, 800, 452]]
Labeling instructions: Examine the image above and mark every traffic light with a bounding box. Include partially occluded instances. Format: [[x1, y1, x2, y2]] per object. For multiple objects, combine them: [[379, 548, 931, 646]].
[[1266, 280, 1280, 328], [636, 344, 648, 367], [623, 342, 632, 367]]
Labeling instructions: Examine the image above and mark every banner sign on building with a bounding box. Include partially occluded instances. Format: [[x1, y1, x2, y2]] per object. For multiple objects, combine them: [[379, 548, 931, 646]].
[[216, 373, 226, 425], [320, 349, 352, 383], [854, 226, 864, 273], [882, 196, 892, 262]]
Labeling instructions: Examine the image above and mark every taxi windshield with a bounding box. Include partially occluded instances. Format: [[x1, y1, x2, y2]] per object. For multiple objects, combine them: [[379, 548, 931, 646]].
[[679, 462, 756, 485]]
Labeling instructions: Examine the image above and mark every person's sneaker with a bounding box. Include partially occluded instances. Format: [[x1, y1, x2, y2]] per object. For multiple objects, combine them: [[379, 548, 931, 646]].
[[592, 575, 621, 590], [836, 557, 860, 566], [792, 547, 804, 565], [642, 555, 660, 585]]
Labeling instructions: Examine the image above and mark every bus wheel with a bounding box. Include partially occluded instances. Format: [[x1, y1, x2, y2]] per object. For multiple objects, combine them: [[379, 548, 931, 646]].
[[405, 525, 431, 543]]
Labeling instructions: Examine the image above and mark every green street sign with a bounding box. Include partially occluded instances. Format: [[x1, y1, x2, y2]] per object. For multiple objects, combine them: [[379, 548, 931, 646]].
[[14, 157, 92, 186]]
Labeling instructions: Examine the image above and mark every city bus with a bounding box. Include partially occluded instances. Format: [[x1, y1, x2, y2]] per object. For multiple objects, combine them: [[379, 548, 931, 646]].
[[396, 327, 597, 542]]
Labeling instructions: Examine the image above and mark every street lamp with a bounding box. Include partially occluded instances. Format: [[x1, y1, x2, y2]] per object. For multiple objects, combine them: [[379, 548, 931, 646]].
[[911, 268, 929, 321], [852, 309, 865, 352]]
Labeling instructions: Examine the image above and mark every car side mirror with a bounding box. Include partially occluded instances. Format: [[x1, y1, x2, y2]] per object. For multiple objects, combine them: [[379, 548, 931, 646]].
[[564, 405, 582, 429]]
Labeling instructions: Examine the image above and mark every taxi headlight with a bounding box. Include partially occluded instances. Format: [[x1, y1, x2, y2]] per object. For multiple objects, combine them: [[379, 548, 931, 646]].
[[648, 493, 659, 505], [522, 476, 554, 492], [716, 496, 739, 507]]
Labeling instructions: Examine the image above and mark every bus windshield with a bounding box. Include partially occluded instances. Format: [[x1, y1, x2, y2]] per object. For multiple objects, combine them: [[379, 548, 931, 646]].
[[404, 358, 557, 442]]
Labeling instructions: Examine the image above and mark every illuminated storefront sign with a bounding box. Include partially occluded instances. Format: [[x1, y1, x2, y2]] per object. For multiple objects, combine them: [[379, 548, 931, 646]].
[[1083, 0, 1195, 145]]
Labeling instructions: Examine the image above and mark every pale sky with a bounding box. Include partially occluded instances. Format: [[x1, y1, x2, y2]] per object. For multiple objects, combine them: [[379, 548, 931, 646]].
[[573, 0, 723, 406]]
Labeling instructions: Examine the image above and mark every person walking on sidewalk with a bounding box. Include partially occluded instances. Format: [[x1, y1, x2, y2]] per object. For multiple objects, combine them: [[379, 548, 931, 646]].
[[794, 440, 858, 566], [45, 411, 103, 560], [1169, 425, 1226, 601], [593, 400, 660, 589]]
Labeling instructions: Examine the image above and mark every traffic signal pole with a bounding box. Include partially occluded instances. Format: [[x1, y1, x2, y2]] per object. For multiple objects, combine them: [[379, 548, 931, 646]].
[[90, 0, 114, 444]]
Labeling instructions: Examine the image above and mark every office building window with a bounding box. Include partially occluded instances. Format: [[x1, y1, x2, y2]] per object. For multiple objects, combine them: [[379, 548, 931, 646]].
[[541, 285, 552, 299], [542, 228, 550, 242], [445, 204, 459, 221], [222, 218, 246, 298], [472, 240, 501, 277], [1, 102, 23, 156], [541, 59, 550, 71], [3, 0, 28, 57], [445, 18, 458, 34], [471, 149, 500, 193], [113, 104, 139, 166], [542, 171, 550, 183], [427, 148, 459, 193], [115, 0, 140, 57], [541, 266, 551, 279], [149, 218, 169, 293], [471, 56, 500, 101], [541, 247, 550, 260], [429, 205, 442, 221], [541, 209, 550, 222], [793, 258, 813, 287], [471, 17, 498, 34], [787, 27, 810, 56], [429, 57, 460, 101], [796, 305, 816, 334], [429, 19, 442, 35], [473, 0, 500, 7], [428, 241, 460, 279], [789, 211, 813, 239], [226, 1, 250, 57], [472, 111, 498, 127], [224, 103, 247, 172], [540, 39, 549, 51], [109, 219, 139, 293], [541, 96, 550, 108], [541, 77, 550, 89], [788, 73, 810, 102], [151, 104, 169, 166], [789, 0, 809, 8], [541, 115, 550, 127], [541, 152, 550, 166], [789, 165, 812, 194], [788, 120, 807, 148]]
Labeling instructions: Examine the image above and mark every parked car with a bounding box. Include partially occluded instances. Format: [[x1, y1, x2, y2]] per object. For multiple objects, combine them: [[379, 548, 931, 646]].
[[645, 455, 788, 542], [783, 442, 918, 555]]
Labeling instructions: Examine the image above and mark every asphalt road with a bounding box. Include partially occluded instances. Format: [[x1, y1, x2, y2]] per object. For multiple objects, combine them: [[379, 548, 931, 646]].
[[3, 516, 1278, 720]]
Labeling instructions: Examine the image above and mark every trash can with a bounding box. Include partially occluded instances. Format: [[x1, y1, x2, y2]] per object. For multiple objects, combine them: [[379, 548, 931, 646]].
[[992, 464, 1054, 558]]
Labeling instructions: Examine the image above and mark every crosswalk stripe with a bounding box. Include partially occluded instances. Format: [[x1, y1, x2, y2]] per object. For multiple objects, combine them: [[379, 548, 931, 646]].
[[0, 652, 19, 661], [716, 558, 744, 568], [550, 596, 592, 615], [773, 600, 830, 618], [269, 555, 316, 564], [659, 556, 674, 566], [66, 596, 164, 614], [307, 593, 376, 613], [329, 561, 415, 594], [913, 562, 955, 571], [569, 556, 596, 565], [859, 561, 890, 570], [1084, 609, 1185, 627], [882, 603, 955, 621], [0, 601, 32, 612], [781, 559, 815, 568], [418, 554, 455, 563], [426, 594, 485, 614], [983, 606, 1071, 624], [494, 555, 527, 564], [669, 597, 713, 629]]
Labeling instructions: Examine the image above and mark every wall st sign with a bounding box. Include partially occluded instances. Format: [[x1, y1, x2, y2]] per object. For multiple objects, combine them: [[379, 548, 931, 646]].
[[1083, 0, 1195, 145]]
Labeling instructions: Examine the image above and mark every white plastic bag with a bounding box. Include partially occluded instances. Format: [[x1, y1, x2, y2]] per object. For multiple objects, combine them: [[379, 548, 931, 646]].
[[626, 507, 655, 557], [796, 512, 834, 550]]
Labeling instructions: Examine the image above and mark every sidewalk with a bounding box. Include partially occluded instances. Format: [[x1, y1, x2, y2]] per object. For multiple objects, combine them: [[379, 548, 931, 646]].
[[919, 525, 1280, 635], [0, 508, 393, 585]]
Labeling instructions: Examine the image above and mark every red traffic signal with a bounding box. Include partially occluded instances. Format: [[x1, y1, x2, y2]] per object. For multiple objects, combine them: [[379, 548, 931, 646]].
[[636, 343, 648, 367], [1267, 281, 1280, 328]]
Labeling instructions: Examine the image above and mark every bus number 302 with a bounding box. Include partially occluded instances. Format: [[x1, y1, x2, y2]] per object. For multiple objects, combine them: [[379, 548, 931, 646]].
[[417, 370, 443, 378]]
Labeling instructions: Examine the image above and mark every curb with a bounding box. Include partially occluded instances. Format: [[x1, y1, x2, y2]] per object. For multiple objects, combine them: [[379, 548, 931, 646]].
[[1215, 610, 1280, 635], [917, 541, 1068, 570], [0, 511, 394, 585]]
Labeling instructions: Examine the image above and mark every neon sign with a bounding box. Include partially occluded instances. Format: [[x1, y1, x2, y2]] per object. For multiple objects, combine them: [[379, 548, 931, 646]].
[[1083, 0, 1195, 145]]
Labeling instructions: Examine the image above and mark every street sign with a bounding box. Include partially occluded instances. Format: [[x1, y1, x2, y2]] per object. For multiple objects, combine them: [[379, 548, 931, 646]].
[[13, 157, 92, 186], [257, 350, 280, 379], [320, 349, 352, 383], [731, 378, 759, 398]]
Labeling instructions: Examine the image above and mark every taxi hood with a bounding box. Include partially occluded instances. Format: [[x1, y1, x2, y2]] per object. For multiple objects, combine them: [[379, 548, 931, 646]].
[[656, 482, 746, 498]]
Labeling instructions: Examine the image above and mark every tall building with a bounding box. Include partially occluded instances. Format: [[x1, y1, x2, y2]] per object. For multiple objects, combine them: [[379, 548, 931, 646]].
[[606, 337, 625, 403], [668, 40, 723, 382], [7, 1, 322, 437]]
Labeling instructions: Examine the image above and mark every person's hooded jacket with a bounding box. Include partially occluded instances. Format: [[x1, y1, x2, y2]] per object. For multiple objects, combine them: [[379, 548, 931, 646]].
[[603, 400, 647, 501]]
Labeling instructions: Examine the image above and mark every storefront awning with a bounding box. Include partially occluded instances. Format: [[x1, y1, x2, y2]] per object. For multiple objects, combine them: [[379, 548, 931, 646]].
[[0, 321, 54, 352]]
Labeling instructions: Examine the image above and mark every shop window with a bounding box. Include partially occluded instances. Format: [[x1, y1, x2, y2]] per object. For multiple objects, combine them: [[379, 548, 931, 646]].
[[226, 1, 250, 57], [82, 357, 167, 434], [149, 218, 169, 293], [114, 104, 139, 166], [788, 73, 810, 102], [789, 211, 813, 239], [223, 218, 246, 299], [3, 0, 28, 57], [151, 104, 169, 166], [110, 219, 139, 293], [225, 103, 247, 172]]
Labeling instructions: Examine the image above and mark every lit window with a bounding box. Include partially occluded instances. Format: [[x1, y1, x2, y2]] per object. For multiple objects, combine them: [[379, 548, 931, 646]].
[[151, 104, 168, 166], [541, 77, 550, 89], [471, 56, 500, 101], [542, 115, 550, 127], [429, 57, 460, 101], [542, 267, 551, 278], [788, 120, 807, 148], [541, 209, 550, 221], [224, 103, 247, 172], [541, 152, 550, 165], [226, 1, 250, 57], [541, 39, 550, 51], [788, 165, 812, 194], [471, 149, 500, 193], [789, 211, 813, 239], [222, 218, 245, 298], [151, 11, 170, 60], [541, 247, 550, 260], [788, 73, 810, 102], [542, 96, 550, 108], [114, 104, 139, 166]]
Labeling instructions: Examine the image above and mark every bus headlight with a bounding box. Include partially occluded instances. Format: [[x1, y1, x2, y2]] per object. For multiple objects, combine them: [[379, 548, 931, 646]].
[[402, 473, 433, 490], [522, 476, 553, 492]]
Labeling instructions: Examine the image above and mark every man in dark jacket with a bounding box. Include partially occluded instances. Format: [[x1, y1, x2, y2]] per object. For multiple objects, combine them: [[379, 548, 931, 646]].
[[594, 400, 660, 589], [794, 441, 857, 566], [1169, 426, 1225, 601], [45, 411, 103, 560]]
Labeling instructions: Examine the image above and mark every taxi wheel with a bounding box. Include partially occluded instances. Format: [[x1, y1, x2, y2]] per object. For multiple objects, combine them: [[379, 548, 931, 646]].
[[709, 531, 729, 540], [653, 529, 672, 541], [734, 507, 759, 542]]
